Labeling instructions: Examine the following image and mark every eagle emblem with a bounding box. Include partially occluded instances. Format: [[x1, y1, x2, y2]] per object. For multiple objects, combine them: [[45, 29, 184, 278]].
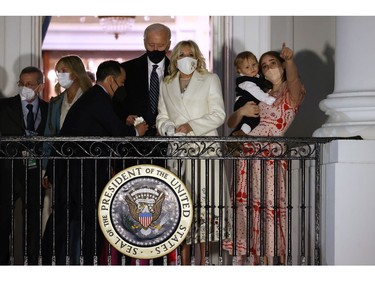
[[124, 187, 165, 230]]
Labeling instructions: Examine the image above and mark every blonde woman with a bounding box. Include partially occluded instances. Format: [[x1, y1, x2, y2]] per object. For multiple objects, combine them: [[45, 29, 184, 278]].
[[156, 40, 230, 265], [41, 55, 92, 264]]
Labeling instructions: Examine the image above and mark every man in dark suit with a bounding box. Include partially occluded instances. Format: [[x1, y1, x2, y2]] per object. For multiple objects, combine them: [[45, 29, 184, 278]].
[[113, 22, 171, 137], [0, 66, 48, 265], [112, 23, 175, 265], [60, 61, 147, 137], [42, 60, 148, 265]]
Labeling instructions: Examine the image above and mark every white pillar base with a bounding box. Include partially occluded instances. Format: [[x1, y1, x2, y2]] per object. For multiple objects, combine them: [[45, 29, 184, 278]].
[[322, 140, 375, 265], [313, 92, 375, 139]]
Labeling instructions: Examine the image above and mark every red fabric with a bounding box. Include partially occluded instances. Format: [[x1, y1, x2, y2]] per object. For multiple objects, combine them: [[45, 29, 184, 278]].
[[99, 242, 119, 265]]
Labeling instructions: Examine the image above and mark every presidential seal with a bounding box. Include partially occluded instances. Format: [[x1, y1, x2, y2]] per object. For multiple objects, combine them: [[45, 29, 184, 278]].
[[98, 164, 193, 259]]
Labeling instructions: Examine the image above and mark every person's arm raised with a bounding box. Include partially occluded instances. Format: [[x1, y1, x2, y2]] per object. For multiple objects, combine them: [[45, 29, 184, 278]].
[[280, 43, 304, 107]]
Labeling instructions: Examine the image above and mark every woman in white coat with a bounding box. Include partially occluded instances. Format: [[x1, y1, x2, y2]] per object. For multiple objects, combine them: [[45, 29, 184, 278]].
[[156, 40, 229, 265]]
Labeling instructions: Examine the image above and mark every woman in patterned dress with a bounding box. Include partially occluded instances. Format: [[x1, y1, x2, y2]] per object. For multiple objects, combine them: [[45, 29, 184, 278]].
[[223, 43, 305, 265]]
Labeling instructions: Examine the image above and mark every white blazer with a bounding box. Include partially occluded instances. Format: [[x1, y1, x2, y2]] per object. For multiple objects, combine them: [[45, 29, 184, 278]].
[[156, 71, 226, 136], [156, 71, 230, 244]]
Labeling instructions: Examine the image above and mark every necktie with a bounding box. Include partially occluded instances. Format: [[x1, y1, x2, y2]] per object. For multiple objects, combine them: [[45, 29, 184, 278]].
[[26, 103, 35, 131], [149, 64, 159, 115]]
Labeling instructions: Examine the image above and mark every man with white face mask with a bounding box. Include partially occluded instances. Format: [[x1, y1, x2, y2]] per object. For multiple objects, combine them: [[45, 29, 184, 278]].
[[0, 66, 48, 264], [0, 66, 48, 137]]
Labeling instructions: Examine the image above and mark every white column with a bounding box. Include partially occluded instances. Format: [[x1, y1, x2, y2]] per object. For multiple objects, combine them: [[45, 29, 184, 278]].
[[0, 16, 42, 98], [321, 140, 375, 265], [313, 17, 375, 140]]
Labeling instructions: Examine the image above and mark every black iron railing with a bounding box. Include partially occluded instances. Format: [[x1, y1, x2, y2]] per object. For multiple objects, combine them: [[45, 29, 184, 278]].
[[0, 136, 360, 265]]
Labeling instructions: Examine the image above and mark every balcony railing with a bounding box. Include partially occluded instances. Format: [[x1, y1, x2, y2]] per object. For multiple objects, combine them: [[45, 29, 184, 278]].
[[0, 136, 359, 266]]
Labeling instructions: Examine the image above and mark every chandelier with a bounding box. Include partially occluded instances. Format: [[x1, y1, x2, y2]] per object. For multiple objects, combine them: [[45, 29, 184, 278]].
[[98, 16, 136, 40]]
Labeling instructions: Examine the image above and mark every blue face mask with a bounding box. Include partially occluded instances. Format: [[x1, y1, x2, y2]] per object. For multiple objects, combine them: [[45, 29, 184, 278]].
[[147, 50, 166, 64]]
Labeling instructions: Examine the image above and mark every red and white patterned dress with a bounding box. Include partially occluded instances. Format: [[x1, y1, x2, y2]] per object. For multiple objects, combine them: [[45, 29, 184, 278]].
[[223, 81, 305, 264]]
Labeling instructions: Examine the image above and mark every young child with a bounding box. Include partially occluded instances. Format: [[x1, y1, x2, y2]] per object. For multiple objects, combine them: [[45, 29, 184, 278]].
[[232, 51, 275, 134]]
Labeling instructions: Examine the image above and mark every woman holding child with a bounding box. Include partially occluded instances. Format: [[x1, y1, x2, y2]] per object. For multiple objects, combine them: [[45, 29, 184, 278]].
[[223, 43, 305, 265]]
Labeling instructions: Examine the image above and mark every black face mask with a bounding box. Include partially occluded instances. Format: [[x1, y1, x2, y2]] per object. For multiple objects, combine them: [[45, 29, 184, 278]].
[[147, 50, 166, 64], [113, 85, 125, 99]]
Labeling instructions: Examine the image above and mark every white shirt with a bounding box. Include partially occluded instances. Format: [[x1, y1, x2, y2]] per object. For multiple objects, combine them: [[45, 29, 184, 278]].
[[147, 57, 166, 90], [60, 88, 83, 129]]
